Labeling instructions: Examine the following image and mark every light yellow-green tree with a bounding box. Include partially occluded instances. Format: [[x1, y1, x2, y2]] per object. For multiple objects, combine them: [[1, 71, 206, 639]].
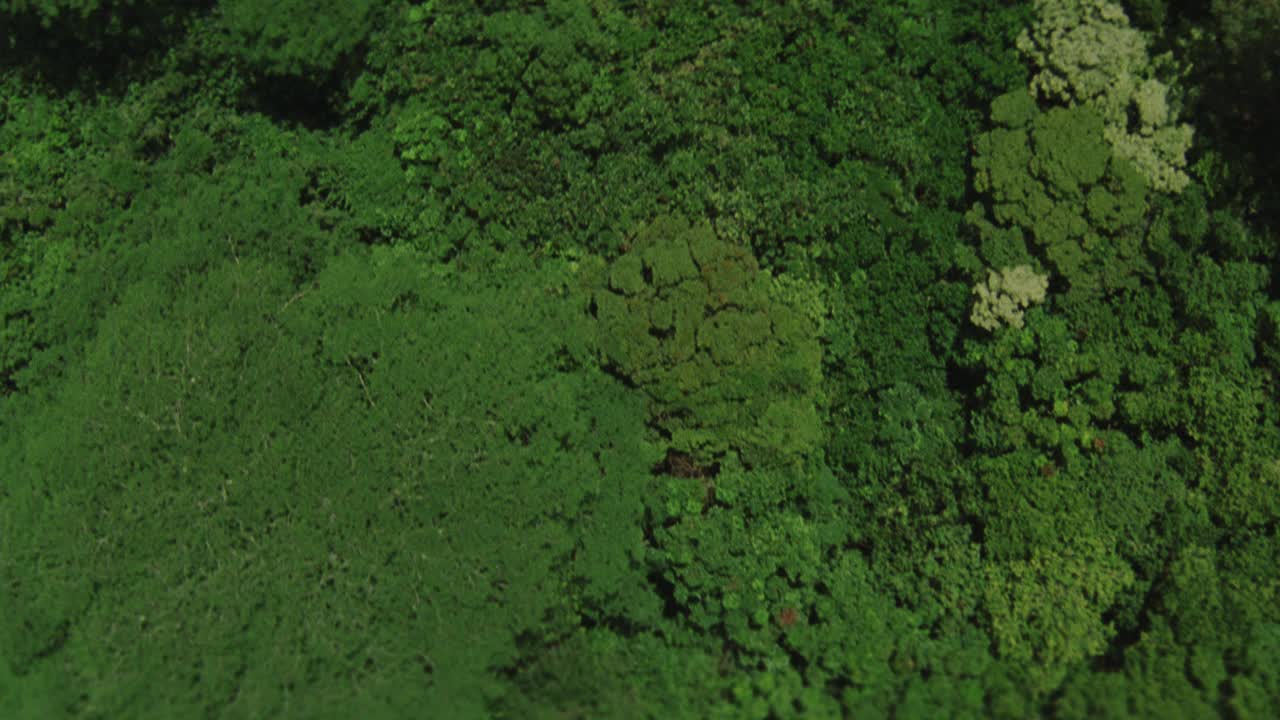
[[984, 536, 1136, 695], [971, 265, 1050, 332], [1016, 0, 1194, 193]]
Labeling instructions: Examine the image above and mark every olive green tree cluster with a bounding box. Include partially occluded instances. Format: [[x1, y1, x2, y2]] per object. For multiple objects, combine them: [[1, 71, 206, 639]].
[[965, 88, 1151, 314], [9, 0, 1280, 716], [577, 213, 826, 472], [983, 535, 1135, 694], [1016, 0, 1193, 193]]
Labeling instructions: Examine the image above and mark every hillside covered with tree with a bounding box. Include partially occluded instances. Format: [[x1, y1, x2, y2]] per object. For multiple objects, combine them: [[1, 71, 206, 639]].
[[2, 1, 1279, 717]]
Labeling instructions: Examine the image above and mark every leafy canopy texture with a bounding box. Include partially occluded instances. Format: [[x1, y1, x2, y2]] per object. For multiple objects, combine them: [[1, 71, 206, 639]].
[[214, 0, 374, 77], [966, 90, 1152, 310], [0, 244, 674, 718], [579, 213, 826, 472], [1017, 0, 1194, 193], [983, 535, 1136, 694], [971, 264, 1050, 331], [5, 0, 1280, 717]]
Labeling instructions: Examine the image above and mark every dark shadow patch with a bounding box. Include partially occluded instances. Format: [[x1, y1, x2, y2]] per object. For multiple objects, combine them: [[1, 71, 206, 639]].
[[1, 1, 211, 96], [237, 71, 347, 131]]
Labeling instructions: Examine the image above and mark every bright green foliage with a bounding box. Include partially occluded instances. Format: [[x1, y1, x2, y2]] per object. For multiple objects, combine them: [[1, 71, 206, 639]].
[[349, 0, 1032, 282], [983, 536, 1135, 694], [0, 244, 670, 718], [766, 271, 831, 339], [1163, 254, 1280, 531], [392, 102, 470, 170], [1016, 0, 1194, 193], [0, 72, 188, 393], [646, 459, 842, 669], [580, 213, 826, 471], [0, 85, 81, 392], [5, 0, 1280, 717], [643, 463, 990, 720]]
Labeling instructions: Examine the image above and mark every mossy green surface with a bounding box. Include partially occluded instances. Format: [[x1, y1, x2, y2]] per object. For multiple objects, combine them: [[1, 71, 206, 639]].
[[2, 1, 1279, 717]]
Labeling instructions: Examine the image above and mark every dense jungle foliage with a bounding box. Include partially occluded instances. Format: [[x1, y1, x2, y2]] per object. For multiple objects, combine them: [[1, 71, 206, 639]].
[[2, 0, 1279, 717]]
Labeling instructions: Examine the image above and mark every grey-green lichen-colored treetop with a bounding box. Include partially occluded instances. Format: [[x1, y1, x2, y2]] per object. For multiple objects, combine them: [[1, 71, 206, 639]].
[[577, 213, 826, 471], [1017, 0, 1194, 193], [971, 264, 1051, 331]]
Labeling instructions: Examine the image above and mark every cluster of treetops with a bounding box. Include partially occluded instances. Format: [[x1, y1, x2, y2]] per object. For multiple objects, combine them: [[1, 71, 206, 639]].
[[1, 0, 1278, 717]]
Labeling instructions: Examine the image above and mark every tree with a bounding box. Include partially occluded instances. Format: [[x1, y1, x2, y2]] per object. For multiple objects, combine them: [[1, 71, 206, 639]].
[[1016, 0, 1194, 193], [0, 244, 671, 719], [970, 265, 1049, 331], [579, 212, 827, 472], [966, 89, 1152, 311]]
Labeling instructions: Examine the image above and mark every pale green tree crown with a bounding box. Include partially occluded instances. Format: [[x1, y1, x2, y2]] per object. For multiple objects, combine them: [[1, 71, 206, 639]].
[[1017, 0, 1194, 193], [971, 265, 1050, 331]]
